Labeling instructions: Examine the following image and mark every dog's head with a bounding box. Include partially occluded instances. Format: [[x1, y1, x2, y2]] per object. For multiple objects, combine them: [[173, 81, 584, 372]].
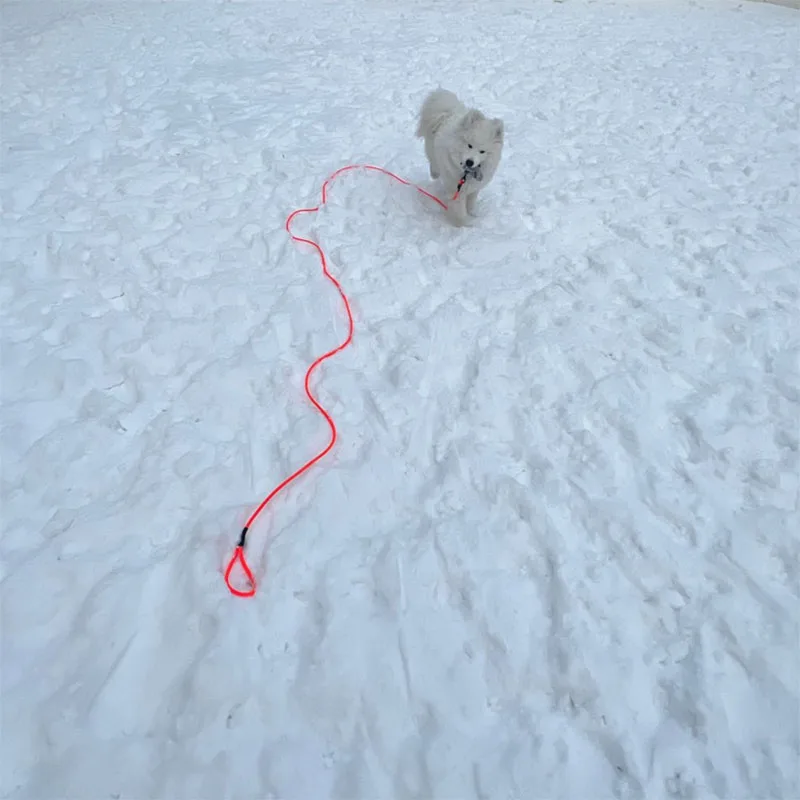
[[457, 109, 504, 180]]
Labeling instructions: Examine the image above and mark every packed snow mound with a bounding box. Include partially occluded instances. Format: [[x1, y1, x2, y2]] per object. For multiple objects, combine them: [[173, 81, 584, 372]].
[[2, 0, 799, 798]]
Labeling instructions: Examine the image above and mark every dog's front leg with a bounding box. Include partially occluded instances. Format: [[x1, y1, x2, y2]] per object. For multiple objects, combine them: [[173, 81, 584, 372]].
[[466, 191, 478, 217], [447, 190, 471, 227]]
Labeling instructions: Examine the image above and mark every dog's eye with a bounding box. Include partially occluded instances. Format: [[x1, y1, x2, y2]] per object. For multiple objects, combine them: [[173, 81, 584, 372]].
[[467, 143, 473, 149], [480, 150, 485, 154]]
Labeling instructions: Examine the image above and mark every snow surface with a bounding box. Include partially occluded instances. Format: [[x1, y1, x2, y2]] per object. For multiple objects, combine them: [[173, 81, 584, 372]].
[[2, 0, 799, 797]]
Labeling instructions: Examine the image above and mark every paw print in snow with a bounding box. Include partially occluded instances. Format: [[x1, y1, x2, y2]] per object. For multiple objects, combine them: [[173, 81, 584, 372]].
[[665, 770, 695, 799]]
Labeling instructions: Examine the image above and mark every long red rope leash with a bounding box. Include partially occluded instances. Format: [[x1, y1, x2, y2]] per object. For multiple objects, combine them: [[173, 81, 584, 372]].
[[223, 164, 453, 597]]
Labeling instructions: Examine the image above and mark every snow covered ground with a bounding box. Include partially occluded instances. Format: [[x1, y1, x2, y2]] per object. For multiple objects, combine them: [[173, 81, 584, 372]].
[[2, 0, 799, 797]]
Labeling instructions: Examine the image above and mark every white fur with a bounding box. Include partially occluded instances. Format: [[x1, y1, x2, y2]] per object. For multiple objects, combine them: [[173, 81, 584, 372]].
[[416, 88, 504, 227]]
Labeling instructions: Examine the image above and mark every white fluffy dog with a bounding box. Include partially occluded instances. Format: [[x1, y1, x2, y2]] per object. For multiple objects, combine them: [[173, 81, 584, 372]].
[[416, 88, 504, 227]]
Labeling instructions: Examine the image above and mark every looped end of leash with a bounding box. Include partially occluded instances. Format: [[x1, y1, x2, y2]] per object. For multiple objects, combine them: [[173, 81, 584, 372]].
[[225, 529, 256, 597]]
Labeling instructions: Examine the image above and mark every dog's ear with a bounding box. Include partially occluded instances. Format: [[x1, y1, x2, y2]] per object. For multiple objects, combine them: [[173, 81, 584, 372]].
[[492, 118, 505, 142], [460, 109, 485, 129]]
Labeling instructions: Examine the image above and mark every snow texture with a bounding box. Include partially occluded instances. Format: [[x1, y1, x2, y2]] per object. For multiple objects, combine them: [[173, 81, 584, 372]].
[[2, 0, 799, 797]]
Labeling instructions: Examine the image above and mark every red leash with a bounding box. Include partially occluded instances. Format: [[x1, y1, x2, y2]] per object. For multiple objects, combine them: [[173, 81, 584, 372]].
[[224, 164, 449, 597]]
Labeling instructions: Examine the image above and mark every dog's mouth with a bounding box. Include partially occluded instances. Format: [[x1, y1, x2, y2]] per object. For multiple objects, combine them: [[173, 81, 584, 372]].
[[454, 165, 485, 200]]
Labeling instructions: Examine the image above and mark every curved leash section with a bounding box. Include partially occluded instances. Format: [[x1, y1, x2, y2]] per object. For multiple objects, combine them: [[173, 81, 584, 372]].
[[224, 164, 449, 597]]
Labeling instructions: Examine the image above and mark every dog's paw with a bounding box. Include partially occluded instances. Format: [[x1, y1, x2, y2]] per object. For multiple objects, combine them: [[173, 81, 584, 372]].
[[447, 211, 474, 228]]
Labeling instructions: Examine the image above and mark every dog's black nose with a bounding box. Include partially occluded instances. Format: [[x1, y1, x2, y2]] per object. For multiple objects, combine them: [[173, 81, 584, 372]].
[[465, 158, 474, 168]]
